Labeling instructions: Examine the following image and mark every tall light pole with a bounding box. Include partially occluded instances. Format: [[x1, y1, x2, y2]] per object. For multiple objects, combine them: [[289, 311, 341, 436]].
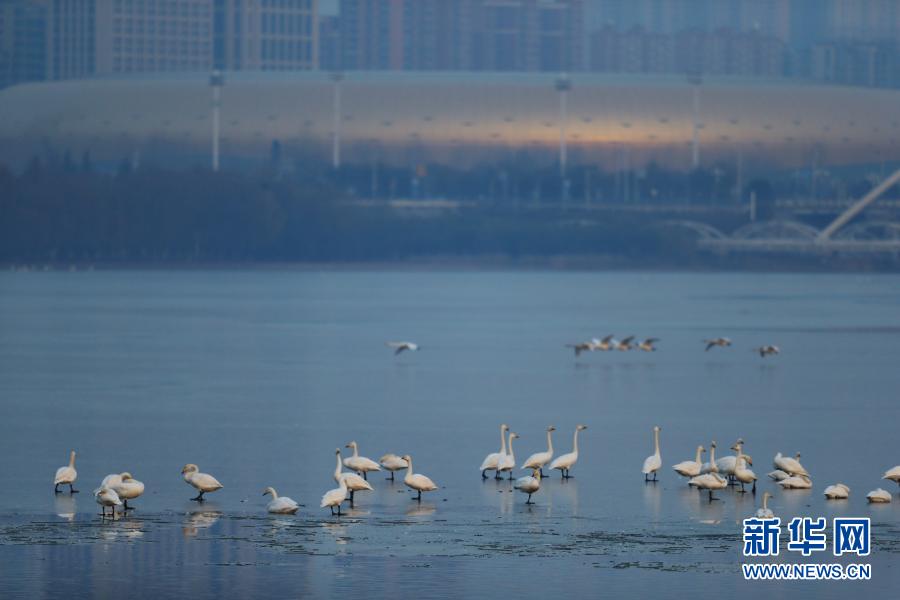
[[209, 70, 224, 172], [555, 73, 571, 178], [331, 71, 343, 169], [687, 72, 702, 170]]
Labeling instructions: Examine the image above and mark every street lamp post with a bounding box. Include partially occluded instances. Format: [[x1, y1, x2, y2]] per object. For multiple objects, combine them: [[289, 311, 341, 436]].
[[209, 70, 224, 172], [555, 73, 571, 178], [687, 72, 702, 170], [331, 71, 343, 169]]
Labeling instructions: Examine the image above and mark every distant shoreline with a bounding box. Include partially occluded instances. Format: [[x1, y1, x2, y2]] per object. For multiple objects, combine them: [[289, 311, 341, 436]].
[[3, 255, 898, 273]]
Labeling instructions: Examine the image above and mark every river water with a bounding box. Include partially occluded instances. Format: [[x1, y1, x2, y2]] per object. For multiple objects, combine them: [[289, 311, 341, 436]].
[[0, 269, 898, 598]]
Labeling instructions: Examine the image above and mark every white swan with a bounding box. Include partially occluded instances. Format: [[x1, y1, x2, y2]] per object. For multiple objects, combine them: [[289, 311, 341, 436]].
[[100, 473, 123, 489], [882, 465, 900, 487], [112, 473, 145, 510], [732, 444, 757, 493], [343, 441, 381, 480], [773, 452, 808, 476], [496, 431, 519, 479], [767, 469, 790, 481], [688, 441, 729, 501], [755, 492, 774, 518], [479, 424, 509, 479], [263, 487, 299, 514], [321, 477, 348, 515], [334, 448, 373, 502], [673, 445, 705, 479], [565, 341, 594, 356], [402, 454, 438, 501], [823, 483, 850, 499], [521, 426, 555, 477], [642, 425, 662, 481], [867, 488, 892, 503], [778, 474, 812, 489], [181, 464, 223, 501], [701, 438, 753, 478], [379, 453, 409, 480], [549, 424, 587, 479], [94, 486, 122, 518], [514, 468, 542, 504], [54, 451, 78, 494], [386, 341, 418, 355]]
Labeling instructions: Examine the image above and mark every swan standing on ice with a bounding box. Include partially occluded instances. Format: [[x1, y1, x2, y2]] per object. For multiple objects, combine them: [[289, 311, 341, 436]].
[[867, 488, 892, 503], [95, 486, 122, 518], [882, 466, 900, 487], [521, 426, 555, 478], [54, 451, 78, 494], [112, 473, 145, 510], [773, 452, 808, 477], [321, 477, 348, 515], [688, 442, 729, 502], [642, 426, 662, 482], [732, 443, 757, 493], [777, 474, 812, 489], [638, 338, 659, 352], [343, 441, 381, 480], [673, 445, 705, 480], [755, 345, 780, 357], [402, 454, 438, 501], [514, 468, 542, 504], [702, 438, 753, 480], [480, 424, 509, 479], [334, 448, 373, 503], [263, 487, 299, 514], [823, 483, 850, 499], [386, 341, 418, 355], [704, 338, 732, 351], [549, 424, 587, 479], [379, 453, 408, 480], [181, 464, 224, 502], [755, 492, 774, 518], [496, 432, 519, 480]]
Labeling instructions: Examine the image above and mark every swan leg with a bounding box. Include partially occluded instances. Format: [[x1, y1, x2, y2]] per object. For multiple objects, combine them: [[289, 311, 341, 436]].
[[508, 471, 513, 480], [525, 494, 533, 504], [330, 506, 335, 516], [481, 470, 487, 479], [416, 490, 422, 502], [349, 490, 355, 505], [363, 472, 367, 481], [752, 480, 756, 494], [190, 491, 204, 502], [653, 473, 658, 482], [494, 470, 501, 480], [337, 504, 342, 516], [54, 483, 60, 494], [123, 499, 131, 510], [69, 484, 79, 494], [389, 472, 395, 481]]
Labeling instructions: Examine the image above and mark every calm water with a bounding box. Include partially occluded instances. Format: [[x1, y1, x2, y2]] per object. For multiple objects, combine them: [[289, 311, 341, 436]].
[[1, 269, 899, 598]]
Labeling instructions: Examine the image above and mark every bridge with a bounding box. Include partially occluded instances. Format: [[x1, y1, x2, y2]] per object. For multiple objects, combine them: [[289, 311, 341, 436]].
[[658, 168, 900, 256]]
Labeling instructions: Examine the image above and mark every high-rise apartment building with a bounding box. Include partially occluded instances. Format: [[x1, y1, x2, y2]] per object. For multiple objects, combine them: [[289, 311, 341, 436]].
[[214, 0, 317, 71], [0, 0, 49, 88]]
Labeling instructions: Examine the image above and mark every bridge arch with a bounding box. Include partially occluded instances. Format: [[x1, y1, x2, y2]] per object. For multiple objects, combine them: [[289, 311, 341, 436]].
[[730, 220, 820, 241], [833, 220, 900, 241], [654, 220, 727, 240]]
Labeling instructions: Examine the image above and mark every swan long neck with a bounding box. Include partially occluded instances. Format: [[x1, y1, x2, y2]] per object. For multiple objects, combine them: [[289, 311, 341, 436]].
[[573, 428, 580, 454], [709, 444, 717, 472], [734, 444, 744, 460], [406, 456, 414, 476], [762, 494, 768, 510], [507, 434, 515, 459], [352, 443, 359, 458], [270, 488, 278, 499], [69, 451, 76, 468], [694, 446, 702, 464], [546, 429, 553, 454], [653, 428, 660, 456], [334, 453, 342, 479], [500, 428, 507, 455]]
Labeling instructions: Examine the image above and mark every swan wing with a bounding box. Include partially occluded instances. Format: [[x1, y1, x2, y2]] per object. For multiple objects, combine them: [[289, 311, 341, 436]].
[[340, 473, 373, 491], [550, 452, 575, 470], [55, 466, 76, 484], [882, 466, 900, 480], [642, 455, 661, 474], [408, 474, 438, 491], [192, 473, 223, 492], [480, 452, 501, 471], [521, 452, 549, 469], [672, 461, 700, 477]]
